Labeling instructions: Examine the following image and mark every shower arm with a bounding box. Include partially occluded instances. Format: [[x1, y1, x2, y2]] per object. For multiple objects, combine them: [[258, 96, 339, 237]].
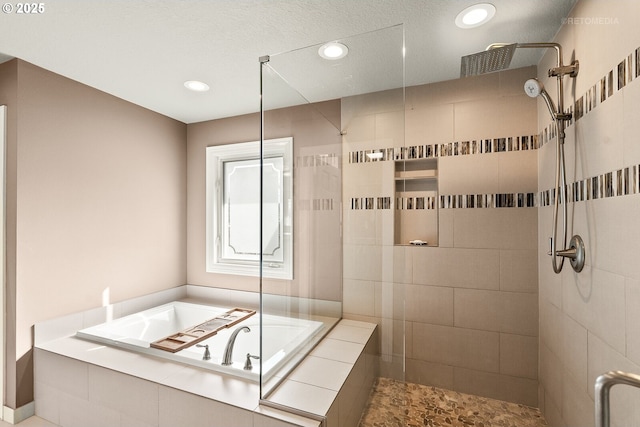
[[488, 42, 578, 122]]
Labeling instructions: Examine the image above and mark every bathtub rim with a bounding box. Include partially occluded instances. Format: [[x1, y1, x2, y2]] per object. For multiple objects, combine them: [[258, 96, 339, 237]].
[[74, 300, 331, 382]]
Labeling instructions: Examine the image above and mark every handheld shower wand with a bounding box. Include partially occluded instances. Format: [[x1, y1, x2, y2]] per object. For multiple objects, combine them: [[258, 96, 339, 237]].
[[522, 78, 585, 274], [461, 43, 584, 274]]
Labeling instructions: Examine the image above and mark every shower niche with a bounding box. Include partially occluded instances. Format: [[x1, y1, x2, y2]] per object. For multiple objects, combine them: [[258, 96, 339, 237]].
[[394, 158, 438, 246]]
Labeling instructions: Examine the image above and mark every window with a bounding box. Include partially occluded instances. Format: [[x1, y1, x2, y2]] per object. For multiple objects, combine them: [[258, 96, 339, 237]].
[[206, 137, 293, 279]]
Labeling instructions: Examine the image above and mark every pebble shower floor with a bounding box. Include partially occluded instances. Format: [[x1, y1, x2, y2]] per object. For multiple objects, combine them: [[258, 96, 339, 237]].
[[358, 378, 548, 427]]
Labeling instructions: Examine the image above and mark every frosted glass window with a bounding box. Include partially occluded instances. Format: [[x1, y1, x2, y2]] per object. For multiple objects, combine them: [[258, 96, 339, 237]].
[[206, 137, 293, 279]]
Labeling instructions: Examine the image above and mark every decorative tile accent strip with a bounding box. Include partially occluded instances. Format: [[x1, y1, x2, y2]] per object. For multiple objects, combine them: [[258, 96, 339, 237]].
[[396, 196, 437, 210], [440, 193, 537, 209], [294, 153, 339, 168], [297, 198, 336, 210], [349, 45, 640, 211], [539, 165, 640, 206], [539, 44, 640, 147], [351, 197, 379, 210], [348, 135, 539, 164]]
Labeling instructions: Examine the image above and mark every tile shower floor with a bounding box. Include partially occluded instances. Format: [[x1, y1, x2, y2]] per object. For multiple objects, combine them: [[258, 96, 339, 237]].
[[359, 378, 547, 427]]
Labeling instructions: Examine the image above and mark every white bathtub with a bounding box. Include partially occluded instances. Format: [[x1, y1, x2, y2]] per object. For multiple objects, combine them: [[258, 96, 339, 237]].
[[76, 301, 325, 381]]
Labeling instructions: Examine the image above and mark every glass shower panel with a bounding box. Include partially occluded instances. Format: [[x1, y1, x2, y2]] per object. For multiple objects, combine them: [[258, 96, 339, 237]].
[[259, 25, 406, 420], [259, 58, 343, 399]]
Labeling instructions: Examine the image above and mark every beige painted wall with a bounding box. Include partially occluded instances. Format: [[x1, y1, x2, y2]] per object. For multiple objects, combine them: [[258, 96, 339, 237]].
[[1, 60, 187, 407], [342, 67, 540, 406], [537, 1, 640, 426], [186, 101, 343, 301]]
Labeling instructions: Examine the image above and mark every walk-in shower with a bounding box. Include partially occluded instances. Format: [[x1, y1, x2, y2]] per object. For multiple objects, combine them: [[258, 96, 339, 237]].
[[461, 42, 585, 273]]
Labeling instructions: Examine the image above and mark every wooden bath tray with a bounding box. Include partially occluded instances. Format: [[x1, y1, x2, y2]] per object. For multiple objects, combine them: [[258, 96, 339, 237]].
[[150, 307, 256, 353]]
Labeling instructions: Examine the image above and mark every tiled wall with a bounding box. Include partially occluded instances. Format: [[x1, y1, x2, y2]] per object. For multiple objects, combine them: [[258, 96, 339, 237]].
[[537, 1, 640, 426], [341, 66, 540, 405]]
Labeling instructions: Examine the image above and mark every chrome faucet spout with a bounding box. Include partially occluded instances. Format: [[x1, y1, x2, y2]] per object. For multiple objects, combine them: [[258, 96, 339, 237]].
[[222, 326, 250, 366]]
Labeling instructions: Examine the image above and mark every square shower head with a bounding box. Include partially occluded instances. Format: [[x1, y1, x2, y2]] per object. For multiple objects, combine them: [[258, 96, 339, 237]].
[[460, 43, 517, 77]]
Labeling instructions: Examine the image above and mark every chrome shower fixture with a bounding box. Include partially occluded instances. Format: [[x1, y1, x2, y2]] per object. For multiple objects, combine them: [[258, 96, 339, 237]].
[[461, 42, 584, 274], [460, 42, 579, 79], [523, 78, 572, 124], [524, 78, 557, 119], [460, 43, 517, 77]]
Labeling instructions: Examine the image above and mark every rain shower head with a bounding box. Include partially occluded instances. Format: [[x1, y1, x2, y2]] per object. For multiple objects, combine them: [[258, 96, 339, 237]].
[[460, 43, 517, 77]]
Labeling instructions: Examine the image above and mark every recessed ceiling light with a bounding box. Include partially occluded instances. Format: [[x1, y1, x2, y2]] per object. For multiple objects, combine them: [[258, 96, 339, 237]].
[[184, 80, 210, 92], [455, 3, 496, 29], [318, 42, 349, 60]]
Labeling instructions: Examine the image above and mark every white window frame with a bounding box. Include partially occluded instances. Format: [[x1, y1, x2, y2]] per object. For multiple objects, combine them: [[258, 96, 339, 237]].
[[206, 137, 293, 280]]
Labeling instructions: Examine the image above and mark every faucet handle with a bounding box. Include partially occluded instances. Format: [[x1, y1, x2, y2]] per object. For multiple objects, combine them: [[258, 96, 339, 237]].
[[244, 353, 260, 370], [196, 344, 211, 360]]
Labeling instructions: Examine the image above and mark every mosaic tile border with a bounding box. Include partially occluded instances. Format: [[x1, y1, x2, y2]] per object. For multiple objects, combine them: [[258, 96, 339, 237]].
[[350, 164, 640, 211], [540, 164, 640, 207], [294, 153, 340, 168], [298, 198, 336, 211], [539, 45, 640, 147], [441, 193, 537, 209], [348, 135, 539, 164], [347, 44, 640, 210]]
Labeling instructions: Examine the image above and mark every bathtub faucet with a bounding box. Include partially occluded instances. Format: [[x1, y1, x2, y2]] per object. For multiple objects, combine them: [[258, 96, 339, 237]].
[[222, 326, 250, 366]]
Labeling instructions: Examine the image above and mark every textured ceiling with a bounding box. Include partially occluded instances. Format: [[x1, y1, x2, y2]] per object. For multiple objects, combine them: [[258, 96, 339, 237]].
[[0, 0, 577, 123]]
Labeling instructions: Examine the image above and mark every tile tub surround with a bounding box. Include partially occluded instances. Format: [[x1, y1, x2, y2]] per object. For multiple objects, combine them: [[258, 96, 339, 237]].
[[34, 288, 377, 427], [359, 378, 547, 427]]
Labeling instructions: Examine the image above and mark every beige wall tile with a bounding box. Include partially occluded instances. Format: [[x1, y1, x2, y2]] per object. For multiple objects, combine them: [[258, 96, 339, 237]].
[[343, 244, 382, 281], [500, 292, 538, 336], [541, 395, 565, 427], [405, 284, 453, 326], [500, 249, 538, 292], [562, 265, 626, 353], [500, 334, 538, 380], [589, 196, 640, 280], [393, 246, 413, 284], [561, 371, 595, 427], [453, 367, 538, 407], [574, 92, 625, 178], [454, 289, 501, 332], [405, 104, 454, 146], [375, 110, 405, 148], [438, 154, 500, 195], [587, 332, 640, 401], [405, 359, 454, 390], [453, 95, 537, 142], [342, 279, 375, 317], [438, 210, 454, 248], [343, 209, 377, 245], [499, 150, 538, 194], [498, 66, 538, 97], [539, 299, 564, 360], [412, 247, 500, 290], [623, 79, 640, 166], [406, 71, 501, 108], [562, 314, 588, 390], [412, 323, 499, 373], [539, 342, 564, 413], [454, 289, 538, 336], [625, 277, 640, 366], [587, 333, 640, 426], [453, 208, 537, 250]]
